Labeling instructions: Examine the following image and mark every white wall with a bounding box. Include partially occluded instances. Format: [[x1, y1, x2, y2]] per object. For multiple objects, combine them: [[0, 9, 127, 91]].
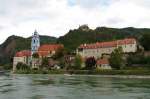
[[13, 56, 31, 71], [77, 42, 137, 59]]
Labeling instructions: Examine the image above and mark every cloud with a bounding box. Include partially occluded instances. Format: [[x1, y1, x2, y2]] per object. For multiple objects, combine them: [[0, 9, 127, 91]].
[[0, 0, 149, 43], [67, 0, 118, 9]]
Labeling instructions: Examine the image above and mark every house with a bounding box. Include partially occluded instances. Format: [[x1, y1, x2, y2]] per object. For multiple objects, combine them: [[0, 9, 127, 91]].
[[38, 44, 64, 58], [96, 58, 111, 69], [77, 38, 137, 59], [31, 58, 41, 69], [13, 50, 31, 71], [48, 58, 60, 69], [64, 55, 76, 67], [31, 44, 64, 69]]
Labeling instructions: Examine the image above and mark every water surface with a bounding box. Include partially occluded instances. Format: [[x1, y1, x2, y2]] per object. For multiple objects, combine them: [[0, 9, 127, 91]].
[[0, 74, 150, 99]]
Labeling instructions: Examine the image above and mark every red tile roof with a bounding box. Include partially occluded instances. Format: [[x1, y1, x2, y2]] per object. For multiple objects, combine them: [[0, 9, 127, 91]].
[[15, 50, 31, 57], [117, 38, 135, 45], [79, 38, 136, 49], [38, 44, 64, 57], [97, 58, 109, 65]]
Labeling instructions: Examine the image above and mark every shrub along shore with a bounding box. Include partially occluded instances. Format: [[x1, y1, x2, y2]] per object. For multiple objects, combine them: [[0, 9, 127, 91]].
[[14, 69, 150, 75]]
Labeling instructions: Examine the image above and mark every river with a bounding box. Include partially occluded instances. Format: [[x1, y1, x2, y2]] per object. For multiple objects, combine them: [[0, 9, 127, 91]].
[[0, 74, 150, 99]]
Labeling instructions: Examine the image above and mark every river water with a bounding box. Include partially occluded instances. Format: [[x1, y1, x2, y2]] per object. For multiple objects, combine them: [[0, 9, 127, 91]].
[[0, 74, 150, 99]]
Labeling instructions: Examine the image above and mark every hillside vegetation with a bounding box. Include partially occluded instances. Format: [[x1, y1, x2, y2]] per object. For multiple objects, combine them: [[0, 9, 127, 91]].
[[58, 25, 150, 51]]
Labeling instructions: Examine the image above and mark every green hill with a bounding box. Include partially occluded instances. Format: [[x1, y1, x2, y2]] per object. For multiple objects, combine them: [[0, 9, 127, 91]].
[[58, 25, 150, 51]]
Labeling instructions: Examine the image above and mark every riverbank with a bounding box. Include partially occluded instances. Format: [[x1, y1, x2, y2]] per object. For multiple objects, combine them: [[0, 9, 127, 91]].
[[14, 69, 150, 75]]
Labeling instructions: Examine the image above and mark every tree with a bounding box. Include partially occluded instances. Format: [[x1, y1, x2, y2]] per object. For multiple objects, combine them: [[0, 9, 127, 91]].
[[41, 57, 49, 68], [52, 47, 65, 59], [127, 54, 150, 66], [140, 33, 150, 51], [32, 53, 39, 58], [85, 57, 96, 70], [73, 55, 83, 70], [109, 47, 124, 69]]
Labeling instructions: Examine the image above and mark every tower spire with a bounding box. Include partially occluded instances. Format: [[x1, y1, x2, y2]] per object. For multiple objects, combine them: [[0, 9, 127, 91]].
[[34, 29, 38, 35]]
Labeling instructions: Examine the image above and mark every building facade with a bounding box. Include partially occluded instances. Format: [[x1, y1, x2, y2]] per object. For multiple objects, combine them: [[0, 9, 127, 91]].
[[13, 50, 31, 71], [77, 38, 137, 59], [31, 44, 64, 69], [38, 44, 64, 58], [96, 58, 111, 69]]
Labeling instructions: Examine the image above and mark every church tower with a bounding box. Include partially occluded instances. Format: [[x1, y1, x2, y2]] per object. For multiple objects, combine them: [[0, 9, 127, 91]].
[[31, 30, 40, 55]]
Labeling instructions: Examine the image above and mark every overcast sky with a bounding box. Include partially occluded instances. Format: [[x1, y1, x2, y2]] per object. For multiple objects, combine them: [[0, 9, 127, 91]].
[[0, 0, 150, 44]]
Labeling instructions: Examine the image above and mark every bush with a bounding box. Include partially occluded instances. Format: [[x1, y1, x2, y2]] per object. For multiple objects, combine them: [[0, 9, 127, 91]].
[[3, 64, 12, 70], [41, 57, 49, 68], [85, 57, 96, 70], [72, 55, 82, 70], [16, 62, 30, 70], [127, 54, 150, 66]]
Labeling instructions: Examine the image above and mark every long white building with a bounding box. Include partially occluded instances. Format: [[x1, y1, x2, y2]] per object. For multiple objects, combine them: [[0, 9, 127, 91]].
[[77, 38, 137, 59]]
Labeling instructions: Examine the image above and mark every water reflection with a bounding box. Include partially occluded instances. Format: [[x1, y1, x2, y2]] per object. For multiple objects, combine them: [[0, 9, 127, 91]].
[[32, 79, 55, 85], [0, 74, 150, 99], [29, 95, 45, 99]]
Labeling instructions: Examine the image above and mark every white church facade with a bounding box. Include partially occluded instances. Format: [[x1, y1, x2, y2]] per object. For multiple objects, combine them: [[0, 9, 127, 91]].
[[13, 30, 64, 71]]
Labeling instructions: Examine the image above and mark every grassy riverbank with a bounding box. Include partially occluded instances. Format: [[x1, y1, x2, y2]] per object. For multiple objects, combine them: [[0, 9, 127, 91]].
[[14, 69, 150, 75]]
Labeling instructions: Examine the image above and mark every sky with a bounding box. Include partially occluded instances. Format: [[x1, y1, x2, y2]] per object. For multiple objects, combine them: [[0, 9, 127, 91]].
[[0, 0, 150, 44]]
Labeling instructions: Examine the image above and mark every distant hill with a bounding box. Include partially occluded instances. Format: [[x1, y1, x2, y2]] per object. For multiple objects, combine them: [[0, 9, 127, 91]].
[[0, 35, 57, 65], [58, 26, 150, 51]]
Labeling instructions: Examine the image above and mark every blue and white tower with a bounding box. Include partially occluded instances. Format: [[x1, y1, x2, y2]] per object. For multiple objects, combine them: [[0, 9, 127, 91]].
[[31, 30, 40, 55]]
